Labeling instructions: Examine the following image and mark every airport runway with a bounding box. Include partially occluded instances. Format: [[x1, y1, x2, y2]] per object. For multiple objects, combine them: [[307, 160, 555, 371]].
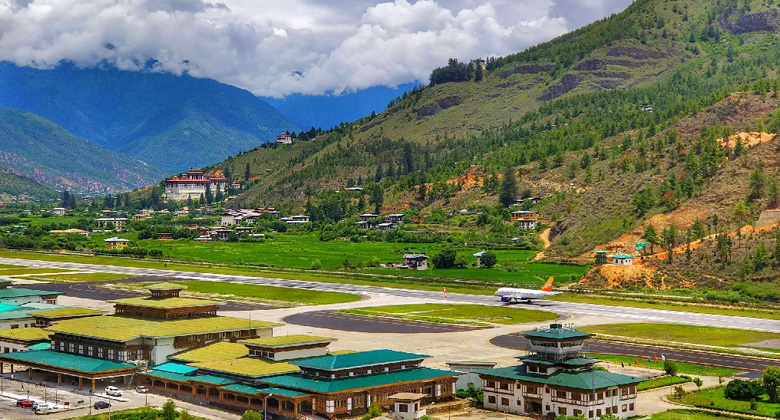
[[4, 256, 780, 333], [490, 334, 780, 378]]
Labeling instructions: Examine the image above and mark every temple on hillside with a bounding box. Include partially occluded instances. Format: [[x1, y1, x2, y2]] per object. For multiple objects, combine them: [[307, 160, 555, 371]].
[[163, 168, 226, 201]]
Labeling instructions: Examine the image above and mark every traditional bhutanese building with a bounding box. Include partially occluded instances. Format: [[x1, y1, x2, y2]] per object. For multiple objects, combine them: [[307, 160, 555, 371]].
[[479, 324, 643, 420], [0, 283, 279, 391], [164, 168, 227, 201]]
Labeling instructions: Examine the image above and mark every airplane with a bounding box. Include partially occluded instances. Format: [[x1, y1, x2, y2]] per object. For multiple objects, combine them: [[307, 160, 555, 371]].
[[495, 277, 561, 303]]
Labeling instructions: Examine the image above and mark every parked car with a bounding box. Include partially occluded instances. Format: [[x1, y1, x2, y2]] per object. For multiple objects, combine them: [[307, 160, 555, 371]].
[[16, 399, 25, 407], [94, 401, 111, 410], [135, 386, 148, 393], [105, 386, 122, 396], [34, 403, 51, 414], [20, 399, 34, 408]]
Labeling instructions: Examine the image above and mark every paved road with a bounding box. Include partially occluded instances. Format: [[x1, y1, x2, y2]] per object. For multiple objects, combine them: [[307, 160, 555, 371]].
[[490, 334, 780, 378], [284, 310, 488, 333], [4, 256, 780, 333]]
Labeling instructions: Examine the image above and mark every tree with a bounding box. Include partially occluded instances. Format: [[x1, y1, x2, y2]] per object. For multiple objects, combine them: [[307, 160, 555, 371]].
[[180, 410, 192, 420], [663, 361, 678, 376], [241, 410, 263, 420], [643, 225, 660, 245], [499, 167, 517, 207], [245, 162, 251, 180], [753, 242, 770, 272], [432, 247, 457, 269], [205, 186, 214, 205], [768, 178, 780, 208], [370, 185, 384, 214], [693, 377, 703, 390], [480, 251, 497, 268], [749, 165, 766, 201], [162, 399, 177, 420], [689, 219, 706, 240], [633, 187, 656, 215], [764, 366, 780, 403], [725, 379, 764, 400]]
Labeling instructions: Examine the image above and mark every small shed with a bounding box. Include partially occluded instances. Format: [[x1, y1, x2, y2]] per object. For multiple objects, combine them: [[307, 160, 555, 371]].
[[473, 251, 486, 267], [611, 254, 634, 265], [104, 237, 130, 250], [403, 254, 429, 270], [389, 392, 427, 420], [157, 233, 173, 241]]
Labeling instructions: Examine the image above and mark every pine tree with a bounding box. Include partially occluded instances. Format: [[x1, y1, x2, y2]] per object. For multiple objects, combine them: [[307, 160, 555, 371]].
[[499, 167, 517, 207], [205, 186, 214, 204], [245, 162, 251, 180], [370, 185, 384, 214]]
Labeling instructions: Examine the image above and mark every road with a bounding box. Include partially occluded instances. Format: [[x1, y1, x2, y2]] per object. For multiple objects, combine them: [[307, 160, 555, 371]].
[[4, 256, 780, 333], [490, 334, 780, 378]]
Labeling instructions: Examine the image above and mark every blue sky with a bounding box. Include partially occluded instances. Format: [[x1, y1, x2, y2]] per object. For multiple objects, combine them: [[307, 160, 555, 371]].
[[0, 0, 632, 97]]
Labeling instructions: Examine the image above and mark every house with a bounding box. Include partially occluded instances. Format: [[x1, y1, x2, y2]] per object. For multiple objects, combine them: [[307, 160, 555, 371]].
[[479, 323, 643, 419], [0, 282, 279, 391], [52, 208, 66, 216], [387, 213, 405, 223], [236, 227, 254, 235], [403, 254, 429, 270], [211, 229, 232, 240], [286, 215, 310, 225], [140, 209, 154, 216], [276, 132, 293, 144], [0, 281, 61, 306], [49, 228, 89, 237], [163, 168, 227, 201], [359, 213, 379, 222], [641, 104, 653, 112], [377, 222, 396, 232], [390, 393, 427, 420], [194, 235, 212, 242], [611, 254, 634, 266], [157, 233, 173, 241], [132, 214, 148, 221], [95, 217, 128, 230], [355, 221, 370, 229], [104, 237, 130, 250], [511, 211, 537, 230], [221, 212, 237, 226]]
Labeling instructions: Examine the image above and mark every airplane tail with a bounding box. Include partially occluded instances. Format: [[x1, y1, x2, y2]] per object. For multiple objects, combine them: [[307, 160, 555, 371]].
[[541, 277, 554, 292]]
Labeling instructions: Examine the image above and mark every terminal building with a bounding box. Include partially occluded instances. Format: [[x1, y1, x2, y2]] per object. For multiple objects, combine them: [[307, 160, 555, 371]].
[[479, 324, 643, 419]]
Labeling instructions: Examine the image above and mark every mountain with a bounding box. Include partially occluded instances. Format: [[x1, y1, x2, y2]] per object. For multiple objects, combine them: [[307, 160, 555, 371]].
[[0, 106, 165, 193], [262, 83, 416, 130], [171, 0, 780, 288], [0, 63, 300, 172], [0, 164, 58, 202]]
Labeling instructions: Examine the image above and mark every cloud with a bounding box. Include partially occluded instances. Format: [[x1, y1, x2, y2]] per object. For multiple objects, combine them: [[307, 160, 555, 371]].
[[0, 0, 631, 97]]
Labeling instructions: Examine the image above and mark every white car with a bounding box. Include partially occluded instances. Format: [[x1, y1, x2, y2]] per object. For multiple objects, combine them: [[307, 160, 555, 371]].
[[105, 386, 122, 396], [34, 403, 51, 413]]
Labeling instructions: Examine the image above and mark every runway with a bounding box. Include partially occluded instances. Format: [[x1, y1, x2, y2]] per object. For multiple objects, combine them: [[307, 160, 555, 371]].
[[490, 334, 780, 378], [4, 256, 780, 333]]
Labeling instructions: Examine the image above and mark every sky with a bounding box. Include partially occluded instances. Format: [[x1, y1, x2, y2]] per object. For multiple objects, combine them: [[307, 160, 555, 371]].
[[0, 0, 633, 98]]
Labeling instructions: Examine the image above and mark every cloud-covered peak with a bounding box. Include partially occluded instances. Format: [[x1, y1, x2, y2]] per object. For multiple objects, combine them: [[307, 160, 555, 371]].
[[0, 0, 632, 97]]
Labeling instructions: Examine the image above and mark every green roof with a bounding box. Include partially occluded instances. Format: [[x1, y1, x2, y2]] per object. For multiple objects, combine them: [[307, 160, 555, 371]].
[[612, 254, 634, 259], [29, 308, 103, 319], [217, 384, 312, 398], [240, 335, 334, 348], [27, 342, 51, 350], [153, 362, 198, 375], [523, 325, 592, 340], [261, 387, 312, 398], [190, 357, 299, 378], [219, 383, 263, 395], [145, 370, 191, 382], [0, 350, 137, 373], [0, 289, 61, 299], [294, 350, 428, 371], [109, 297, 220, 309], [258, 368, 460, 393], [479, 365, 644, 390], [189, 375, 236, 385], [0, 304, 23, 313], [145, 282, 187, 291], [170, 341, 249, 363], [46, 316, 280, 342], [0, 327, 51, 341]]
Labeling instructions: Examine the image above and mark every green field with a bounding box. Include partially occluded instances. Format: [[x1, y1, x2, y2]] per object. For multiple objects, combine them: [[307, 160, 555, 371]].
[[582, 324, 780, 349], [27, 272, 134, 283], [553, 295, 780, 320], [0, 267, 71, 275], [64, 407, 207, 420], [588, 354, 740, 377], [144, 280, 361, 305], [341, 303, 558, 325], [651, 409, 745, 420], [679, 386, 780, 418], [637, 375, 691, 391], [0, 264, 22, 269]]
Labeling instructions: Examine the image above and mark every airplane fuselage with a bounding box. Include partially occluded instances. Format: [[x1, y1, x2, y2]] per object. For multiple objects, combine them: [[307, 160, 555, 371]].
[[495, 287, 560, 302]]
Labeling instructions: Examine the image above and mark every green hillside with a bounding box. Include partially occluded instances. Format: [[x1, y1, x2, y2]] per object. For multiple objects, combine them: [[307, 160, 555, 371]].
[[156, 0, 780, 290], [0, 107, 165, 193], [0, 164, 57, 202]]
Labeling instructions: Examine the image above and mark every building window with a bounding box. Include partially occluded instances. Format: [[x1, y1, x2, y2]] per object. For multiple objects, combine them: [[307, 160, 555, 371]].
[[87, 346, 93, 356], [573, 409, 582, 416], [487, 396, 496, 404], [501, 398, 509, 406], [622, 404, 627, 412], [97, 348, 104, 358], [558, 407, 567, 415], [630, 404, 635, 411], [59, 342, 65, 351], [398, 404, 408, 413], [68, 343, 75, 353], [78, 345, 84, 354], [118, 350, 125, 361]]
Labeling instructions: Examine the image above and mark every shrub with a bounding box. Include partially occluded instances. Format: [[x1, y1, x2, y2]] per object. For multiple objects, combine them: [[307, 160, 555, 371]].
[[664, 360, 678, 376], [310, 259, 322, 270], [480, 251, 497, 268], [725, 379, 764, 400], [750, 398, 758, 411], [432, 247, 457, 268]]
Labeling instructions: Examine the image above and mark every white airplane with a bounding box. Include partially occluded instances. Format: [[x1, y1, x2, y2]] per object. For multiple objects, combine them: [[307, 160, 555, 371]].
[[496, 277, 561, 303]]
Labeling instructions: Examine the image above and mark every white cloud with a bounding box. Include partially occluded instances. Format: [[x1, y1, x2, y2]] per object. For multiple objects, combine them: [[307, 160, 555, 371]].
[[0, 0, 631, 97]]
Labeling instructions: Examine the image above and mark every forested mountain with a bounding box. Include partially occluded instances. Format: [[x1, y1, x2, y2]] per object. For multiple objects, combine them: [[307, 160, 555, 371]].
[[0, 63, 300, 172], [0, 164, 57, 202], [203, 0, 780, 276], [0, 106, 164, 193]]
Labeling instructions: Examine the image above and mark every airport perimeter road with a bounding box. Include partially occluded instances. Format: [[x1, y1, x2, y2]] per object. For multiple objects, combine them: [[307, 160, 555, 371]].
[[491, 334, 780, 378], [4, 256, 780, 333]]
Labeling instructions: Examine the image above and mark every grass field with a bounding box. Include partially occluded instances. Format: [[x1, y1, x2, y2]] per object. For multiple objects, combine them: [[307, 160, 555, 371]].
[[637, 375, 691, 391], [0, 267, 71, 275], [588, 354, 740, 377], [341, 303, 559, 325], [0, 264, 22, 269], [679, 386, 780, 417], [650, 409, 744, 420], [66, 407, 207, 420], [144, 280, 362, 305], [553, 294, 780, 320], [582, 324, 780, 348], [27, 272, 134, 283]]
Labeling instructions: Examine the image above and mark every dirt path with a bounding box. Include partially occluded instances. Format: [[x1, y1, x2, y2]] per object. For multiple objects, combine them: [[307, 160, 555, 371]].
[[533, 228, 552, 261]]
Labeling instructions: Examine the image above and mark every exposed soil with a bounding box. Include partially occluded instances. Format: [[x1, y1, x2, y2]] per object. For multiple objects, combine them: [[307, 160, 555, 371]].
[[498, 64, 554, 79], [574, 59, 606, 71], [606, 46, 667, 60], [718, 131, 777, 150], [415, 103, 439, 120], [540, 74, 581, 101], [581, 264, 662, 289], [437, 95, 462, 110], [725, 9, 780, 34]]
